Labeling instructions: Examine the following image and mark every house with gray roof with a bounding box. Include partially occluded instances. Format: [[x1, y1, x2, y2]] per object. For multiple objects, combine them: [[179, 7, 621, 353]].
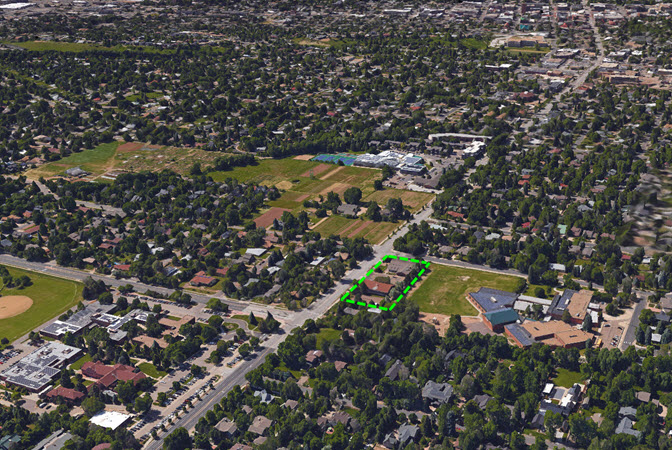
[[398, 424, 419, 446], [422, 380, 454, 405], [337, 204, 360, 218], [615, 417, 640, 437]]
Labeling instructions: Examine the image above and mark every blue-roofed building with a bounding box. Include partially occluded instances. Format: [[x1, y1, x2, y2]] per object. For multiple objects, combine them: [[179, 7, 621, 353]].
[[468, 287, 519, 313], [482, 308, 519, 332], [505, 323, 535, 347]]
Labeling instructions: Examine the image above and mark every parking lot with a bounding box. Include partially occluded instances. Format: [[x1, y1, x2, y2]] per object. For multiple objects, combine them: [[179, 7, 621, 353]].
[[0, 348, 21, 365], [600, 314, 628, 348], [132, 336, 253, 440], [130, 374, 219, 440]]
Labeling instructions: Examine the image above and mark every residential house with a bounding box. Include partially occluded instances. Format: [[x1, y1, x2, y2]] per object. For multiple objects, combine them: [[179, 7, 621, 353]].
[[384, 360, 409, 381], [215, 418, 239, 438], [337, 204, 360, 218], [422, 380, 454, 406], [362, 279, 394, 297], [248, 416, 273, 436]]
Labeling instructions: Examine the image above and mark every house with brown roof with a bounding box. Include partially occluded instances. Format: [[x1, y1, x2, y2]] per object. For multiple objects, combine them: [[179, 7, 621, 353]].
[[362, 279, 393, 296], [215, 418, 239, 438], [189, 271, 217, 287], [248, 416, 273, 435], [305, 350, 324, 366]]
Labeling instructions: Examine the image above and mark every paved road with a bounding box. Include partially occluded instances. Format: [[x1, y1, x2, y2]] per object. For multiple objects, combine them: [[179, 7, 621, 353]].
[[424, 255, 527, 279], [619, 293, 648, 350], [0, 254, 286, 315]]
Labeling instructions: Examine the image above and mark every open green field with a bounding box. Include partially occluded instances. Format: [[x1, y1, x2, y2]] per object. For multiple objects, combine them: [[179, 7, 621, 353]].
[[408, 265, 523, 316], [0, 267, 83, 342], [507, 47, 551, 54], [5, 40, 174, 54], [125, 91, 164, 102], [210, 158, 323, 186], [553, 368, 585, 388], [27, 141, 220, 179], [6, 41, 123, 52], [28, 142, 120, 178]]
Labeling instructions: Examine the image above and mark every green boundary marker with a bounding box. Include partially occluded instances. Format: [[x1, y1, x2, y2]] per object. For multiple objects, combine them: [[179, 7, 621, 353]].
[[339, 255, 431, 311]]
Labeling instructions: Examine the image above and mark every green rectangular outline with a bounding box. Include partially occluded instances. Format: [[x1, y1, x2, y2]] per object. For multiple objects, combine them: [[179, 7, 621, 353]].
[[339, 255, 431, 311]]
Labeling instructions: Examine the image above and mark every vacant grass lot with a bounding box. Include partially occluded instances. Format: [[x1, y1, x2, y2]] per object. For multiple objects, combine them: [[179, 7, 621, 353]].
[[408, 265, 522, 316], [212, 158, 428, 244], [314, 328, 341, 348], [363, 189, 434, 213], [553, 368, 585, 388], [0, 267, 83, 342]]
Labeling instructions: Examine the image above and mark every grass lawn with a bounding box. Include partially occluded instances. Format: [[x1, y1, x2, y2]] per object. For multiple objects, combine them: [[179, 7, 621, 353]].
[[210, 158, 322, 186], [6, 41, 123, 52], [5, 40, 174, 54], [315, 327, 341, 347], [167, 316, 180, 321], [408, 265, 523, 316], [231, 314, 259, 331], [28, 141, 119, 178], [0, 267, 82, 342], [313, 215, 354, 236], [525, 284, 553, 298], [507, 47, 551, 54], [138, 362, 168, 379], [69, 354, 93, 371], [461, 38, 489, 50], [358, 221, 399, 244], [553, 368, 585, 388], [126, 91, 164, 102], [27, 142, 220, 179], [212, 158, 381, 203], [277, 362, 304, 379]]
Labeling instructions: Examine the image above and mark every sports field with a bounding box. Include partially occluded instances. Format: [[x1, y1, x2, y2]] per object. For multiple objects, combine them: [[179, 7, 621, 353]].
[[408, 265, 523, 316], [0, 267, 83, 342]]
